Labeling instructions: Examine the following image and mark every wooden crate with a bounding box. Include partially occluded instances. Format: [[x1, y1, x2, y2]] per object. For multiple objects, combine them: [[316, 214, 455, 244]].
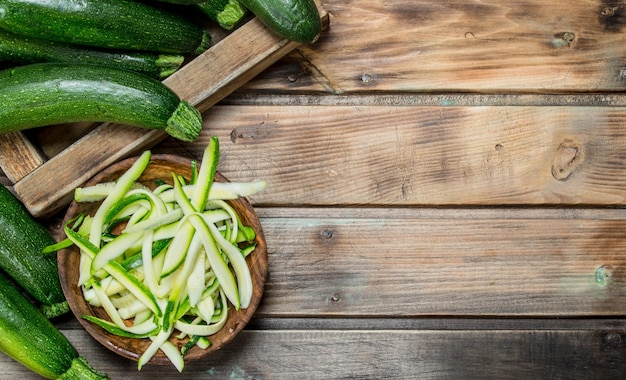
[[0, 3, 328, 218]]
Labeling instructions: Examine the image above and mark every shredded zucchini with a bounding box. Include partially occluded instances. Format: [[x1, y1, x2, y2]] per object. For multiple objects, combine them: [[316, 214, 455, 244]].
[[59, 140, 266, 372]]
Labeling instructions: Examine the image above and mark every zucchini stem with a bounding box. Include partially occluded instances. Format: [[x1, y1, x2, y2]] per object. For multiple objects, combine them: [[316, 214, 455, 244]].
[[165, 101, 203, 142]]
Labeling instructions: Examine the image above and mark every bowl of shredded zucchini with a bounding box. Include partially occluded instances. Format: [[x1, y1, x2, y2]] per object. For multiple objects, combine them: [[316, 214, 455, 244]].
[[56, 138, 268, 372]]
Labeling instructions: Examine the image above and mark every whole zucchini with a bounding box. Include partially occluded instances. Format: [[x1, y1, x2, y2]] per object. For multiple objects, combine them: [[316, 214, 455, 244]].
[[0, 271, 109, 379], [0, 185, 68, 318], [238, 0, 321, 43], [0, 28, 184, 79], [0, 0, 211, 54], [0, 63, 202, 142]]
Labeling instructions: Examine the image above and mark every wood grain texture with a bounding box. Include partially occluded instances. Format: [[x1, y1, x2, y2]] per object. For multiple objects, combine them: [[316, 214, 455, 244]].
[[0, 132, 44, 183], [1, 327, 625, 379], [253, 207, 626, 317], [242, 0, 626, 93], [154, 104, 626, 206], [44, 207, 626, 318]]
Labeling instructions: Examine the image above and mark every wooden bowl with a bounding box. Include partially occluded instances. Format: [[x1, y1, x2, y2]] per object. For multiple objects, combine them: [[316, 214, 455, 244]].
[[57, 154, 268, 365]]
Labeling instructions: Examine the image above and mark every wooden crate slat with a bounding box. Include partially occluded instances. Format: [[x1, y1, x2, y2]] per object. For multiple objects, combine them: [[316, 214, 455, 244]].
[[0, 132, 45, 183]]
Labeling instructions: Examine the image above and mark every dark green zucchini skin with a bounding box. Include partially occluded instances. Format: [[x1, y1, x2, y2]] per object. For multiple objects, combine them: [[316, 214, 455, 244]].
[[0, 28, 184, 79], [151, 0, 207, 4], [0, 271, 108, 379], [0, 185, 68, 319], [238, 0, 321, 43], [196, 0, 249, 30], [0, 0, 210, 54], [0, 63, 202, 142]]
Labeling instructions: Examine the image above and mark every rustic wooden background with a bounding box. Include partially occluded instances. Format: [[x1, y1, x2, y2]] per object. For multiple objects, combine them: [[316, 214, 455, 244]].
[[2, 0, 626, 378]]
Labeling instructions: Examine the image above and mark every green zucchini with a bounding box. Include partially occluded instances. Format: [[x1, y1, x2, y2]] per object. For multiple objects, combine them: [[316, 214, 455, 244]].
[[0, 271, 109, 379], [197, 0, 249, 30], [0, 185, 69, 319], [151, 0, 207, 4], [0, 28, 184, 79], [238, 0, 321, 43], [0, 63, 202, 142], [0, 0, 211, 54]]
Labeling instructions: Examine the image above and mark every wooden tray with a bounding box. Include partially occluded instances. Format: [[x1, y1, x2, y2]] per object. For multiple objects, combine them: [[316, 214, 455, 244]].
[[0, 3, 328, 218]]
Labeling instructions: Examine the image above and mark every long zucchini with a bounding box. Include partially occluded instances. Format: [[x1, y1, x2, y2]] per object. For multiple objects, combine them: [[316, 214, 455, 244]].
[[0, 63, 202, 142], [0, 0, 211, 54], [0, 185, 68, 318], [0, 271, 108, 379], [0, 28, 184, 79], [238, 0, 321, 43]]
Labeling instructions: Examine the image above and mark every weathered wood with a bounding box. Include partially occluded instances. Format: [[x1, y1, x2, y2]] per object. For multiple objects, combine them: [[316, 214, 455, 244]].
[[243, 0, 626, 94], [154, 104, 626, 206], [0, 132, 45, 183], [249, 207, 626, 317], [1, 327, 624, 379], [43, 207, 626, 318]]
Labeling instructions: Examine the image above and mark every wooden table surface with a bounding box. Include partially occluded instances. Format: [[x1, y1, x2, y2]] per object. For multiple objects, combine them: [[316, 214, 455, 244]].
[[2, 0, 626, 378]]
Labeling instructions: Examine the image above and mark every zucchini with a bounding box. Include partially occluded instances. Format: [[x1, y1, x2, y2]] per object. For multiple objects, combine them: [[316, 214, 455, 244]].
[[0, 271, 108, 379], [0, 28, 184, 79], [0, 0, 211, 54], [0, 63, 202, 142], [197, 0, 249, 30], [238, 0, 321, 43], [0, 185, 69, 318], [151, 0, 207, 3]]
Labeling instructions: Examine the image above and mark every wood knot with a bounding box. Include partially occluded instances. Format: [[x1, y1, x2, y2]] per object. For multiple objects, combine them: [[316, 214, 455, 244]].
[[599, 4, 625, 31], [552, 31, 576, 48], [551, 138, 583, 181]]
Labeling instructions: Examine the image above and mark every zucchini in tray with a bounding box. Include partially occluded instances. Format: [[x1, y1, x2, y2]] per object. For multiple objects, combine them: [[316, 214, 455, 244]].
[[0, 271, 109, 379], [0, 185, 68, 319], [0, 0, 211, 54], [0, 63, 203, 142], [0, 28, 185, 79]]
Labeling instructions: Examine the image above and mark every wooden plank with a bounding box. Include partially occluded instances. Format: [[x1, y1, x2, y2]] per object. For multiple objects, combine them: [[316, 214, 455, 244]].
[[242, 0, 626, 93], [41, 206, 626, 318], [0, 132, 45, 183], [10, 6, 329, 218], [244, 207, 626, 317], [156, 104, 626, 206], [1, 328, 624, 379]]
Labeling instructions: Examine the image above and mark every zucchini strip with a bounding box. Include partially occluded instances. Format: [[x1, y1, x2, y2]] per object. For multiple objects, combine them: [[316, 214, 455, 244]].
[[90, 151, 152, 247]]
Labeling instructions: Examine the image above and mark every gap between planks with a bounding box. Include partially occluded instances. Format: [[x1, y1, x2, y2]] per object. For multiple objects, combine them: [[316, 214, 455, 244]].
[[223, 93, 626, 107], [254, 206, 626, 220]]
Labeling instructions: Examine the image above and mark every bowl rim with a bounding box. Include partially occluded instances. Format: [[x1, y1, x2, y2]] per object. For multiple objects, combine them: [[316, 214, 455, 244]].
[[57, 153, 268, 365]]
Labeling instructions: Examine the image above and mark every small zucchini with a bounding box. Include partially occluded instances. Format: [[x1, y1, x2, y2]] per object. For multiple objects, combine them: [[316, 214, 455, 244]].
[[0, 271, 109, 379], [0, 63, 202, 142], [0, 185, 68, 318], [238, 0, 321, 43], [0, 28, 184, 79], [0, 0, 211, 54]]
